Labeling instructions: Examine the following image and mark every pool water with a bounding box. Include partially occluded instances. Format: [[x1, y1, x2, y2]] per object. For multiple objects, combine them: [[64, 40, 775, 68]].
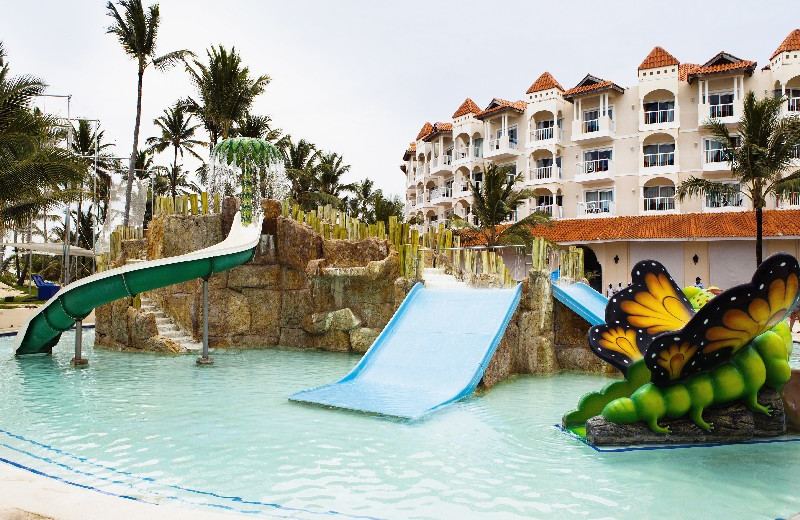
[[1, 331, 800, 520]]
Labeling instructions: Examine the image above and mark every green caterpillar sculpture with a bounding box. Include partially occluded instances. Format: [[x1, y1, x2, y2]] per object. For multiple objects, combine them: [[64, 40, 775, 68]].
[[567, 253, 799, 435]]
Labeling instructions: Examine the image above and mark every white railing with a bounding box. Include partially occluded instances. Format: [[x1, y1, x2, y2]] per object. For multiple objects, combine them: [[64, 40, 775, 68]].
[[531, 165, 562, 181], [710, 103, 734, 118], [578, 159, 613, 175], [429, 187, 452, 201], [779, 192, 800, 208], [644, 109, 675, 124], [577, 200, 615, 216], [531, 125, 563, 141], [487, 137, 518, 152], [643, 152, 675, 168], [443, 155, 452, 165], [531, 204, 562, 218], [583, 119, 600, 133], [704, 194, 744, 209], [789, 98, 800, 112], [704, 149, 730, 164], [643, 196, 675, 212], [454, 147, 469, 162]]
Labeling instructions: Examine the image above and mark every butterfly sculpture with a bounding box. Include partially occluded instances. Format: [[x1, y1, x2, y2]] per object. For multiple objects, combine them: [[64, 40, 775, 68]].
[[584, 253, 799, 433]]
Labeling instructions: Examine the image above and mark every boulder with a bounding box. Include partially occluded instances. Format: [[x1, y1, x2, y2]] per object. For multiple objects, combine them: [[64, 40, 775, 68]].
[[221, 196, 239, 238], [242, 289, 281, 339], [301, 308, 361, 335], [585, 388, 785, 446], [260, 199, 282, 237], [208, 289, 250, 335], [314, 330, 351, 352], [349, 327, 380, 354], [322, 237, 391, 268], [228, 265, 280, 290], [276, 217, 322, 272], [281, 289, 313, 328], [782, 368, 800, 432]]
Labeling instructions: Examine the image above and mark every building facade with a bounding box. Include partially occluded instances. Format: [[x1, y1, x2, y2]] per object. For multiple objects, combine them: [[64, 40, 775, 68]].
[[400, 30, 800, 291]]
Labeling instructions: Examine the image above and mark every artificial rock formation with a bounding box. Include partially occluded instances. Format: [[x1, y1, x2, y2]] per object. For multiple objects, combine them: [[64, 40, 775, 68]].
[[94, 298, 182, 353], [585, 388, 786, 445], [97, 199, 412, 354]]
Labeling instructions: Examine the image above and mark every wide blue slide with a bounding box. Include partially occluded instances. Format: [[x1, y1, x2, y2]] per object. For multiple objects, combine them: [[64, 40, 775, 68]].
[[551, 282, 607, 326], [290, 283, 522, 419]]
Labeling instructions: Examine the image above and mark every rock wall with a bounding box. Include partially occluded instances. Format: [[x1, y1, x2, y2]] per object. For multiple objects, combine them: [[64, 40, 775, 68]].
[[95, 298, 182, 353], [481, 270, 611, 388], [97, 200, 414, 354]]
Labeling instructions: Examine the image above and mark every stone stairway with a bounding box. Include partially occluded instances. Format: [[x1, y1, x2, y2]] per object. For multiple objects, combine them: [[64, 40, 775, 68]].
[[139, 296, 202, 353], [422, 267, 469, 290]]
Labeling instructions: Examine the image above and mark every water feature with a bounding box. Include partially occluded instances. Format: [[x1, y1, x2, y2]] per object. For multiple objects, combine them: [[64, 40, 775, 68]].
[[1, 331, 800, 519]]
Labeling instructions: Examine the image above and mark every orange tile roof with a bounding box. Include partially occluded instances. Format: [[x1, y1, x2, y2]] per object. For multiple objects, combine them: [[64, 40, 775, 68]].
[[687, 52, 756, 81], [416, 122, 433, 141], [563, 74, 624, 100], [526, 72, 564, 93], [476, 98, 526, 119], [423, 122, 454, 141], [452, 98, 482, 118], [458, 210, 800, 246], [772, 29, 800, 59], [638, 46, 680, 70], [402, 141, 416, 161], [678, 63, 700, 81]]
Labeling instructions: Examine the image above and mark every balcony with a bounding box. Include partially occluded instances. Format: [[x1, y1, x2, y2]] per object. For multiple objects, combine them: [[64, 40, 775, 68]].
[[783, 98, 800, 118], [641, 108, 679, 131], [429, 187, 453, 205], [642, 196, 676, 213], [430, 154, 453, 175], [642, 152, 677, 175], [530, 203, 563, 218], [777, 192, 800, 210], [576, 200, 616, 218], [453, 147, 470, 165], [526, 126, 563, 149], [698, 100, 742, 126], [452, 182, 472, 199], [571, 115, 615, 143], [528, 165, 562, 185], [703, 194, 745, 213], [702, 149, 732, 172], [485, 135, 520, 160], [575, 159, 614, 182]]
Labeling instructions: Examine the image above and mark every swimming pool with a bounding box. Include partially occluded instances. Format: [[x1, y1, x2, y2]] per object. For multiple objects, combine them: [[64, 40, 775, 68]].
[[1, 331, 799, 519]]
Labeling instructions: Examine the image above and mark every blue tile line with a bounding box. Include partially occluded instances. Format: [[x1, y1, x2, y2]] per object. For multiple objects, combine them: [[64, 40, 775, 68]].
[[554, 424, 800, 452], [0, 427, 389, 520]]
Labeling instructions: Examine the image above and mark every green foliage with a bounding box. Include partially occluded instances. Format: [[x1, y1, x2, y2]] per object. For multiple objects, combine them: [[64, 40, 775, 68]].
[[146, 102, 206, 197]]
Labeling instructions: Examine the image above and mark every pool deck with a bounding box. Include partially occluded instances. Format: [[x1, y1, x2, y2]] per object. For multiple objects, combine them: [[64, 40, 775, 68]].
[[0, 309, 94, 336], [0, 460, 248, 520]]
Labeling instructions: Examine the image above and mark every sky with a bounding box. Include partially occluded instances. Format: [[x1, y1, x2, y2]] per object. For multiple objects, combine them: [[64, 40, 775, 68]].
[[1, 0, 798, 199]]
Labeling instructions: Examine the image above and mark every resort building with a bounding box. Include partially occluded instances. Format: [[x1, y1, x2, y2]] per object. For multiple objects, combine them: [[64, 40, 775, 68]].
[[400, 29, 800, 291]]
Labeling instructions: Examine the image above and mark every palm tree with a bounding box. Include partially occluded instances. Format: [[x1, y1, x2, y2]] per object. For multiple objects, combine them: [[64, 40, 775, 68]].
[[0, 41, 84, 223], [348, 178, 376, 221], [106, 0, 192, 226], [234, 112, 283, 142], [677, 91, 800, 265], [316, 152, 355, 198], [70, 119, 118, 232], [372, 191, 404, 224], [146, 102, 206, 197], [185, 45, 270, 147], [281, 136, 322, 207], [455, 163, 547, 250]]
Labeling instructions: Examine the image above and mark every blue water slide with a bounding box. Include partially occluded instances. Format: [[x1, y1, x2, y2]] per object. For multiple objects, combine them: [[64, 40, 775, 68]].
[[551, 282, 607, 326], [290, 283, 522, 419]]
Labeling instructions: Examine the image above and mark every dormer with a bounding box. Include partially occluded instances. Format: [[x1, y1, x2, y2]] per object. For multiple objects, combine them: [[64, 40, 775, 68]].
[[688, 52, 756, 125], [564, 74, 624, 142], [476, 98, 526, 159], [769, 29, 800, 116], [525, 72, 566, 148], [637, 47, 680, 131]]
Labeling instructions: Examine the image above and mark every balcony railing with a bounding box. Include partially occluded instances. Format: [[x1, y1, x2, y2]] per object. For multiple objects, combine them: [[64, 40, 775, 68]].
[[788, 98, 800, 112], [643, 152, 675, 168], [443, 155, 452, 165], [454, 147, 469, 162], [577, 200, 615, 216], [778, 192, 800, 208], [488, 137, 519, 151], [531, 204, 562, 218], [429, 187, 452, 201], [578, 158, 612, 174], [531, 165, 562, 181], [643, 196, 675, 212], [644, 109, 675, 124], [710, 103, 734, 118], [531, 126, 563, 142], [583, 119, 600, 133], [704, 194, 744, 209]]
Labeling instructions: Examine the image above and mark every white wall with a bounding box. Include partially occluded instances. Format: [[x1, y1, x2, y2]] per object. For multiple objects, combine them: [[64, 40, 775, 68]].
[[630, 242, 685, 286], [709, 241, 755, 289]]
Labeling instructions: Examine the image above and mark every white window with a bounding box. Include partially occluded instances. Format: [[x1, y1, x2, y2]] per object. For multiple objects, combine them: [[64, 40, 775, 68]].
[[708, 92, 734, 118], [644, 100, 675, 124], [585, 189, 614, 213], [643, 142, 675, 167], [704, 137, 739, 163], [583, 149, 612, 172], [704, 182, 743, 208], [643, 185, 676, 211]]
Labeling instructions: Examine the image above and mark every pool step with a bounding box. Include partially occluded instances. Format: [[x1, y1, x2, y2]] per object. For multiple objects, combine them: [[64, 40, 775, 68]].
[[138, 296, 201, 354]]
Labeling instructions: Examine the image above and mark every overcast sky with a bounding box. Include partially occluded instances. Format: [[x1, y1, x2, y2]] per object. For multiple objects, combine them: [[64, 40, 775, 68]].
[[2, 0, 798, 198]]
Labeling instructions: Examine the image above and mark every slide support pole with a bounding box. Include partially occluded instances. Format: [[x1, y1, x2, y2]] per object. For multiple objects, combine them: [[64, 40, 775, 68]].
[[70, 319, 88, 366], [196, 277, 213, 365]]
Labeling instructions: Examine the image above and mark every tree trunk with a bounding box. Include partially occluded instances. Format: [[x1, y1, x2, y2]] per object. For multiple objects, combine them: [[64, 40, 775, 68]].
[[172, 145, 179, 199], [123, 64, 145, 227], [756, 205, 763, 266]]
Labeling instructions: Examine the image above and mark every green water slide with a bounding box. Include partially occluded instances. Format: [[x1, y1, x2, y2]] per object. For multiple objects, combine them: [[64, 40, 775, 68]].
[[14, 213, 260, 356]]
